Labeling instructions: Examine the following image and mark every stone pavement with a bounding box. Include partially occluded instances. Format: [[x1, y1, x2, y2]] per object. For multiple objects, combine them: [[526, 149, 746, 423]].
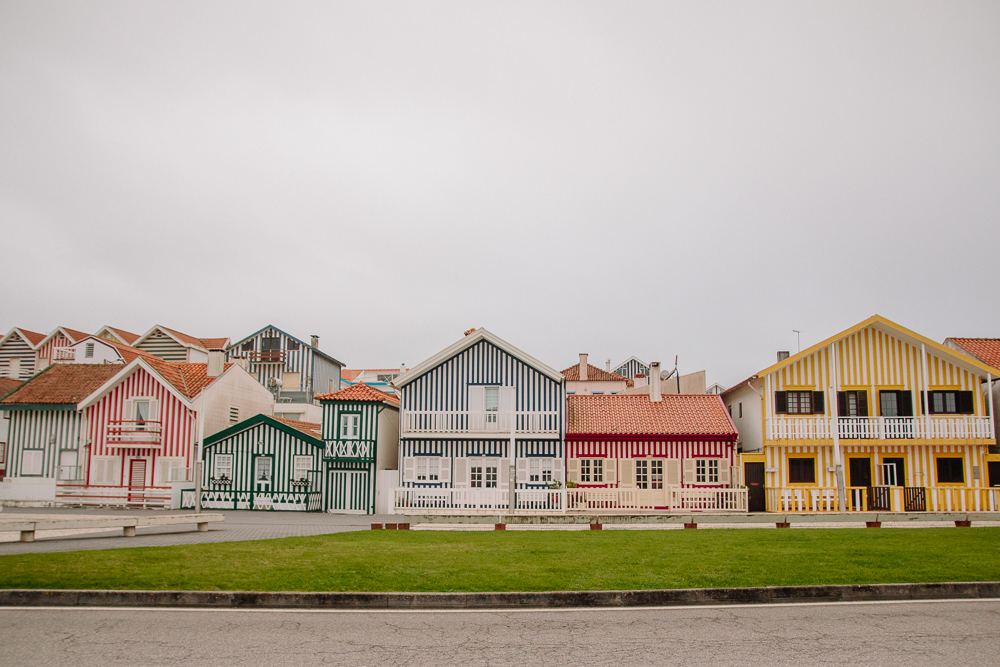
[[0, 507, 390, 555]]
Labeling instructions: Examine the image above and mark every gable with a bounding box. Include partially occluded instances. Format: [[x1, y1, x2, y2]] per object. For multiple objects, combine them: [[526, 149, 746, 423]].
[[136, 329, 189, 362], [204, 413, 324, 449]]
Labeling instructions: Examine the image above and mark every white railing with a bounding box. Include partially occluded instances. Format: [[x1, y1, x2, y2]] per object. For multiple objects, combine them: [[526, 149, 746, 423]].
[[766, 416, 994, 441], [401, 410, 560, 435], [55, 483, 171, 509], [671, 487, 748, 512], [326, 440, 374, 460], [106, 420, 163, 445], [52, 347, 75, 361], [57, 465, 84, 481], [394, 487, 511, 514], [766, 486, 1000, 513], [565, 487, 747, 513]]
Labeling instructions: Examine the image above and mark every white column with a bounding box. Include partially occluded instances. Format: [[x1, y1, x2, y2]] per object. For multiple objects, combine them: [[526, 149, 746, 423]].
[[920, 343, 930, 439], [988, 373, 995, 443], [831, 343, 846, 509]]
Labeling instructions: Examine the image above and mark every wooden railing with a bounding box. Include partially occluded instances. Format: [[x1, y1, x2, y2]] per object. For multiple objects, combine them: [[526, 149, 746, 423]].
[[325, 440, 374, 461], [52, 347, 75, 361], [766, 416, 993, 440], [394, 487, 511, 514], [248, 350, 286, 364], [401, 410, 560, 435], [106, 420, 162, 445], [56, 483, 171, 509], [766, 486, 1000, 512], [565, 487, 747, 513]]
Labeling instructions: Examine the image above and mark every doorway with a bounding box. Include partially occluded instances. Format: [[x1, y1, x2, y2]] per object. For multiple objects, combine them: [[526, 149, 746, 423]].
[[745, 462, 765, 512], [988, 461, 1000, 488], [848, 457, 872, 487], [128, 459, 147, 504], [635, 459, 667, 508]]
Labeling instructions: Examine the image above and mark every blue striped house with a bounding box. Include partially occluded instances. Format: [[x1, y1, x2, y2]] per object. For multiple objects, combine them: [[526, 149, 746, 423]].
[[613, 357, 650, 383], [0, 328, 46, 381], [227, 326, 344, 402], [391, 328, 566, 514]]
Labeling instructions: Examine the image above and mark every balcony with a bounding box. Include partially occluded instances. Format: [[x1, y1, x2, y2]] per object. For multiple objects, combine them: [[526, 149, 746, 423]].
[[767, 486, 1000, 513], [106, 420, 163, 447], [326, 440, 374, 461], [401, 410, 560, 436], [248, 350, 286, 364], [52, 347, 75, 361], [766, 416, 994, 441]]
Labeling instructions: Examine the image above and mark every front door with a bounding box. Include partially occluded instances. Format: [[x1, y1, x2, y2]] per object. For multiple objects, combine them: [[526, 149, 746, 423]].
[[326, 470, 369, 514], [745, 462, 766, 512], [128, 459, 146, 504], [635, 459, 666, 508], [848, 457, 872, 488]]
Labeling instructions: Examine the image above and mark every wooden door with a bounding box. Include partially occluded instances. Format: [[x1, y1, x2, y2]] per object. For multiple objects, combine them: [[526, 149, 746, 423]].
[[326, 470, 369, 514], [128, 459, 146, 504], [635, 459, 666, 508], [848, 457, 872, 487], [745, 462, 765, 512]]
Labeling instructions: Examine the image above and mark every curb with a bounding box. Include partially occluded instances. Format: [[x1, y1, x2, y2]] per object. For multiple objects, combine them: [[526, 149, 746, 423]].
[[1, 582, 998, 610]]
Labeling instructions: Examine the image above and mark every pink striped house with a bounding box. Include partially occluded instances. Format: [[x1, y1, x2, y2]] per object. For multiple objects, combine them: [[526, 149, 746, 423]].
[[565, 362, 745, 512]]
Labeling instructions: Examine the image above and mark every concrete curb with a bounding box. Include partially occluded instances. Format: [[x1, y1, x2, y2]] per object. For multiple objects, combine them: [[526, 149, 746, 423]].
[[1, 582, 998, 610]]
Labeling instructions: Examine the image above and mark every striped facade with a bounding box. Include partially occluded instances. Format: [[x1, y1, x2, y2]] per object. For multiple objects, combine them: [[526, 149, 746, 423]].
[[567, 438, 737, 484], [0, 333, 39, 380], [613, 357, 649, 381], [38, 331, 76, 366], [399, 438, 564, 488], [227, 326, 343, 398], [3, 409, 83, 479], [321, 398, 378, 513], [199, 417, 324, 511], [136, 329, 190, 362]]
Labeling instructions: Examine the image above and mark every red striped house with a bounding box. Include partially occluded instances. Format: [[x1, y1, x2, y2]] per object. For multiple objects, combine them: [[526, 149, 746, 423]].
[[36, 327, 90, 366], [566, 363, 745, 512]]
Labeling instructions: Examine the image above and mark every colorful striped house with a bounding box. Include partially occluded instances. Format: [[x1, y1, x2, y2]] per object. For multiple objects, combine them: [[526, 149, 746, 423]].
[[55, 336, 158, 366], [226, 326, 344, 403], [0, 377, 24, 480], [566, 364, 743, 513], [94, 326, 142, 347], [0, 355, 272, 507], [944, 337, 1000, 452], [723, 315, 999, 513], [392, 328, 566, 515], [0, 328, 46, 380], [612, 357, 650, 384], [36, 327, 90, 367], [563, 354, 631, 395], [134, 325, 230, 363]]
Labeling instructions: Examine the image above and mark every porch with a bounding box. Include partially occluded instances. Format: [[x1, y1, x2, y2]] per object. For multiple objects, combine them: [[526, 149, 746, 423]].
[[766, 415, 993, 441], [766, 486, 1000, 513]]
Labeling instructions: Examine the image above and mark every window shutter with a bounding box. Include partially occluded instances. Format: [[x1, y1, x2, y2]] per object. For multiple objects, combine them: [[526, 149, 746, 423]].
[[901, 391, 914, 417], [837, 392, 848, 417], [567, 458, 579, 483], [468, 385, 485, 412], [158, 459, 170, 485], [500, 462, 510, 489], [921, 391, 929, 415], [666, 459, 681, 486], [454, 458, 469, 488], [683, 459, 696, 484], [552, 458, 563, 482], [500, 387, 514, 413], [437, 457, 451, 483], [517, 458, 529, 483], [774, 392, 787, 414], [858, 391, 869, 417], [123, 399, 133, 422], [149, 399, 160, 421], [959, 391, 974, 415], [403, 457, 415, 483], [604, 458, 617, 485], [619, 459, 635, 488], [813, 391, 825, 415], [731, 465, 742, 486], [718, 460, 731, 485]]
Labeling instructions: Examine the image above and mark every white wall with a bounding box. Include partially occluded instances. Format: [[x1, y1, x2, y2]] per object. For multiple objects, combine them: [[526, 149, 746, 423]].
[[188, 348, 208, 364], [377, 406, 400, 471], [273, 402, 322, 423], [201, 365, 275, 437], [565, 380, 628, 395], [724, 381, 764, 452], [623, 370, 707, 396], [65, 339, 125, 365]]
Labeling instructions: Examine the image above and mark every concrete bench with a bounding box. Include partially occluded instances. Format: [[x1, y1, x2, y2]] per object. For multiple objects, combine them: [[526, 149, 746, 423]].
[[0, 513, 225, 542]]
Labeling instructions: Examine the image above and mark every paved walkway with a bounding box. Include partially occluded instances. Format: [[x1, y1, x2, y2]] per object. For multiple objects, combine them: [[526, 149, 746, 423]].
[[0, 508, 389, 555]]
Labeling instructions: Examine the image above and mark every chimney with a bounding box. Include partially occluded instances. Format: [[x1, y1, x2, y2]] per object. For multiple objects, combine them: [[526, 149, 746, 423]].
[[777, 351, 790, 362], [606, 359, 611, 372], [400, 363, 406, 373], [579, 353, 588, 381], [635, 373, 648, 388], [207, 349, 225, 378], [311, 335, 320, 349], [649, 362, 662, 402]]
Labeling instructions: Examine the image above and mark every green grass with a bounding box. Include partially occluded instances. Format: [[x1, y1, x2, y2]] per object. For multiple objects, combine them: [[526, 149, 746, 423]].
[[1, 528, 999, 592]]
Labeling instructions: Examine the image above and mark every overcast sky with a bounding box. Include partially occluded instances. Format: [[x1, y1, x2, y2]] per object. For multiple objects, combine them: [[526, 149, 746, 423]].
[[1, 1, 998, 385]]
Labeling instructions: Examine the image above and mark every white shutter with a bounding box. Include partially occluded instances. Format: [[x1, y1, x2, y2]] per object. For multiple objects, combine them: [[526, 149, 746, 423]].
[[731, 465, 742, 487], [567, 458, 580, 483], [500, 387, 514, 412], [403, 457, 416, 483], [438, 457, 451, 483], [552, 458, 563, 482], [517, 458, 529, 483], [500, 461, 510, 489], [21, 451, 42, 476], [619, 459, 635, 488], [468, 385, 485, 412], [667, 459, 682, 486], [454, 458, 469, 488], [123, 399, 133, 422], [158, 458, 171, 485], [719, 460, 731, 485], [683, 459, 697, 484], [149, 399, 159, 421], [604, 458, 617, 485]]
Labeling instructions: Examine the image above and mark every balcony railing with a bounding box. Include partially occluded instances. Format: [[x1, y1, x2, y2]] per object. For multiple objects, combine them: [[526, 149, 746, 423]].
[[106, 420, 163, 445], [326, 440, 374, 461], [248, 350, 286, 364], [401, 410, 560, 435], [52, 347, 75, 361], [766, 486, 1000, 513], [565, 487, 747, 513], [766, 416, 994, 441], [55, 483, 171, 509]]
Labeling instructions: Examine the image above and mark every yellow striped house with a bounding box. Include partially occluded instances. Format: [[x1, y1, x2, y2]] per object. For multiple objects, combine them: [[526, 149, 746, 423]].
[[722, 316, 999, 513]]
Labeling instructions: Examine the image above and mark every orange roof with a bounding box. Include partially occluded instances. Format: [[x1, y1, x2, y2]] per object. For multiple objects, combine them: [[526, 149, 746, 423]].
[[104, 327, 141, 345], [315, 382, 400, 405], [342, 369, 363, 382], [0, 377, 23, 398], [18, 329, 46, 347], [948, 338, 1000, 371], [272, 416, 323, 438], [561, 363, 634, 387], [1, 365, 121, 406], [143, 358, 233, 399], [567, 394, 738, 437], [103, 339, 160, 364], [62, 328, 89, 343], [199, 337, 230, 350]]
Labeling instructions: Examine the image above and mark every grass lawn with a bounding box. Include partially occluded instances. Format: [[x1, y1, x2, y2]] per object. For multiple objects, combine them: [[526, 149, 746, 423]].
[[1, 528, 998, 592]]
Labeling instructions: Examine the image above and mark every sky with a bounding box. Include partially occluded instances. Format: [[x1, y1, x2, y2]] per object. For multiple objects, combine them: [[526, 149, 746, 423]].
[[1, 1, 998, 386]]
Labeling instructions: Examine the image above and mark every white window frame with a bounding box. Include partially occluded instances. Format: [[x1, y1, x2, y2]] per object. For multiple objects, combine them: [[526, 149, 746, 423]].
[[158, 457, 187, 484], [228, 406, 239, 425], [415, 457, 440, 482], [340, 413, 360, 439], [20, 449, 43, 476], [579, 458, 604, 483], [254, 456, 273, 486], [293, 455, 312, 482], [91, 456, 119, 485], [84, 342, 95, 359], [470, 457, 499, 488], [213, 454, 233, 480], [528, 458, 553, 483], [695, 458, 720, 484]]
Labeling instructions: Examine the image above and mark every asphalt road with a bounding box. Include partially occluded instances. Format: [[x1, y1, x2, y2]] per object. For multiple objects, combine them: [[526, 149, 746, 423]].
[[0, 599, 998, 666]]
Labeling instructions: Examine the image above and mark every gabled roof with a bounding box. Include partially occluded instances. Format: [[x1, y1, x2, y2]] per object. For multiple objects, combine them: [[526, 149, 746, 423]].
[[755, 315, 1000, 379], [0, 364, 122, 406], [392, 328, 564, 388], [199, 337, 231, 350], [0, 377, 24, 399], [37, 327, 89, 350], [945, 338, 1000, 372], [142, 358, 233, 400], [567, 394, 738, 438], [316, 382, 400, 406], [720, 375, 759, 399], [0, 328, 47, 350], [612, 356, 649, 373], [561, 363, 634, 387], [227, 325, 344, 366], [73, 335, 159, 364], [203, 413, 325, 449], [95, 326, 142, 346], [136, 325, 229, 353]]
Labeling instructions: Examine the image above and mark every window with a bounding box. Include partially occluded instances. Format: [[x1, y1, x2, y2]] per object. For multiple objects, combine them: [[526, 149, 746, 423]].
[[340, 414, 360, 439], [484, 387, 499, 411], [255, 457, 272, 484], [20, 450, 43, 476], [91, 457, 118, 485], [650, 459, 664, 489], [775, 391, 824, 415], [926, 391, 974, 415], [274, 413, 299, 421], [635, 460, 649, 489], [787, 391, 811, 414], [788, 457, 816, 484], [738, 403, 743, 419], [580, 459, 604, 483], [376, 373, 397, 382], [158, 458, 187, 483], [293, 456, 311, 481], [727, 405, 732, 417], [471, 458, 498, 488], [696, 459, 719, 484], [134, 400, 150, 424], [879, 391, 914, 417], [214, 454, 233, 480], [416, 457, 440, 482], [529, 458, 553, 483], [229, 406, 239, 425], [838, 391, 868, 417], [286, 339, 300, 352], [936, 457, 965, 484], [85, 342, 94, 359], [241, 340, 255, 353]]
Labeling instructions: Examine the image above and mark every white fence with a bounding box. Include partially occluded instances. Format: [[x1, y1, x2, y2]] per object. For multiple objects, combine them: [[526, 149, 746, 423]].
[[766, 416, 993, 440], [401, 410, 560, 435], [566, 487, 747, 513], [56, 483, 172, 509]]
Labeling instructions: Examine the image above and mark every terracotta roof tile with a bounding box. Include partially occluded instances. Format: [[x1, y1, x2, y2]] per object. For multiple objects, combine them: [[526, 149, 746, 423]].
[[567, 394, 738, 437], [157, 326, 208, 350], [199, 337, 230, 350], [105, 327, 141, 345], [315, 382, 400, 405], [0, 377, 23, 398], [561, 363, 634, 387], [948, 338, 1000, 372], [18, 329, 46, 347], [342, 369, 363, 382], [272, 416, 323, 438], [62, 328, 90, 343], [0, 365, 121, 406], [103, 339, 160, 364]]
